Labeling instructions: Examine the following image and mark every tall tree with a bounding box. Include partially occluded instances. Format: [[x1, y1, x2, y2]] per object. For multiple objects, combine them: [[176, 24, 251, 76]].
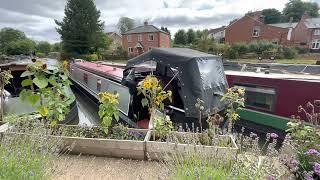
[[174, 29, 187, 45], [52, 42, 62, 52], [283, 0, 319, 22], [261, 8, 282, 24], [6, 39, 36, 55], [55, 0, 105, 55], [196, 29, 214, 53], [0, 28, 26, 54], [36, 41, 51, 55], [117, 17, 135, 34], [186, 29, 196, 44]]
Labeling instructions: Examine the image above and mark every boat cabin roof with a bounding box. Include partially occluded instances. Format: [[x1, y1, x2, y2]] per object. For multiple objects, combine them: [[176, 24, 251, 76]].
[[75, 61, 124, 80], [225, 70, 320, 82]]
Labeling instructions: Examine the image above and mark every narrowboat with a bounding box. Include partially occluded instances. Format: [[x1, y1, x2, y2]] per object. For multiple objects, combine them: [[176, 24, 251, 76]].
[[69, 48, 228, 128]]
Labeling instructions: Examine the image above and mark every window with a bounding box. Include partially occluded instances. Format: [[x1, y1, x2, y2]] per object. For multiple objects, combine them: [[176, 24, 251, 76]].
[[97, 79, 101, 92], [128, 47, 134, 53], [311, 40, 320, 49], [252, 26, 260, 37], [138, 34, 142, 41], [148, 33, 154, 41], [83, 73, 88, 84], [235, 85, 276, 112], [127, 35, 132, 42], [314, 29, 320, 35]]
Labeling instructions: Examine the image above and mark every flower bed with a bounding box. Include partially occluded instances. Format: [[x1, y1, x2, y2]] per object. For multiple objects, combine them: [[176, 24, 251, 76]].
[[0, 122, 149, 160], [146, 131, 238, 161]]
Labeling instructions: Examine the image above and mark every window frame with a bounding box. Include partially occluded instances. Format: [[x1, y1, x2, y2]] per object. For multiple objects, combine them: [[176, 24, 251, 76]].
[[234, 84, 276, 112], [148, 33, 154, 41], [138, 34, 142, 42], [311, 39, 320, 49], [128, 47, 134, 53], [252, 26, 260, 37], [127, 35, 132, 42]]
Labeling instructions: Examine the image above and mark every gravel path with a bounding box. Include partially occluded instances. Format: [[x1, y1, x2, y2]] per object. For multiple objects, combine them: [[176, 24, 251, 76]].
[[52, 155, 168, 180]]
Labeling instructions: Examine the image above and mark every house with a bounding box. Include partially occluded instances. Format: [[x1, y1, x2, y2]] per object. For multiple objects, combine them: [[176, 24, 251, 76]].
[[106, 32, 122, 54], [122, 21, 171, 57], [291, 14, 320, 51], [208, 26, 226, 43], [225, 11, 291, 45]]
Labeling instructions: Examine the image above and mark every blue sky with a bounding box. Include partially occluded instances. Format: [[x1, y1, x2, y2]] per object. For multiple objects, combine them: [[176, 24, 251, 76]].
[[0, 0, 318, 43]]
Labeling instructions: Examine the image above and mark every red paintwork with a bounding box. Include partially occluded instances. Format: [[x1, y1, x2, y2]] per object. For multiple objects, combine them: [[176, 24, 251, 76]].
[[75, 61, 124, 79], [226, 74, 320, 118]]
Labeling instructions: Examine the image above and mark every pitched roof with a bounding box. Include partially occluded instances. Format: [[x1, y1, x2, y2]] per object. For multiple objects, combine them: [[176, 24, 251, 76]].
[[304, 18, 320, 28], [208, 26, 226, 34], [123, 25, 169, 35], [268, 22, 298, 28], [106, 32, 122, 37]]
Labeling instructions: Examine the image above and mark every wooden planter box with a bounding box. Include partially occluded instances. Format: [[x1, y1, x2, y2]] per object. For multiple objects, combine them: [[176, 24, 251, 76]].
[[59, 128, 149, 160], [145, 131, 239, 161]]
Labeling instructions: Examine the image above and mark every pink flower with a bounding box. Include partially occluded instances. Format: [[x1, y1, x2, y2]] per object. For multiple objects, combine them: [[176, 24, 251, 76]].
[[314, 163, 320, 176], [304, 149, 320, 156]]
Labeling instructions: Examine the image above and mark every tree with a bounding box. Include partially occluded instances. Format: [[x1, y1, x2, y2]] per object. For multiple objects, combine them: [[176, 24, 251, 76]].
[[283, 0, 319, 22], [55, 0, 105, 55], [0, 28, 26, 54], [6, 39, 36, 55], [186, 29, 196, 44], [174, 29, 187, 45], [261, 8, 282, 24], [36, 41, 51, 55], [196, 29, 214, 53], [117, 17, 135, 34], [52, 42, 62, 52]]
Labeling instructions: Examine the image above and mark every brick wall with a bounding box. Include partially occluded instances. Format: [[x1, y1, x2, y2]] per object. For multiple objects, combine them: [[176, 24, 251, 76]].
[[122, 32, 170, 57], [225, 16, 290, 45]]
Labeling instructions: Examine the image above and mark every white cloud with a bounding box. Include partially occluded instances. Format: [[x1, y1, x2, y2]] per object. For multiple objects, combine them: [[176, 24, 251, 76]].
[[0, 0, 291, 43]]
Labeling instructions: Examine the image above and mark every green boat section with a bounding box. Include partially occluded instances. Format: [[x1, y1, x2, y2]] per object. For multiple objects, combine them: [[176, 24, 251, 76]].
[[238, 108, 290, 131]]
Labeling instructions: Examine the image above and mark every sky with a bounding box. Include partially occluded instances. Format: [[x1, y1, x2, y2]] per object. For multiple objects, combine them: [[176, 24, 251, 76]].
[[0, 0, 319, 43]]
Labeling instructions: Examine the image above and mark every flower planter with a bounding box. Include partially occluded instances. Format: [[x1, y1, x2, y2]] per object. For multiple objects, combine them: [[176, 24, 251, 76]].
[[145, 131, 239, 161], [58, 128, 149, 160]]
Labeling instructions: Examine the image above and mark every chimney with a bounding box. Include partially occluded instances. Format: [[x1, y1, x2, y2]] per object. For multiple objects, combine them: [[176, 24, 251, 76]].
[[144, 21, 148, 26]]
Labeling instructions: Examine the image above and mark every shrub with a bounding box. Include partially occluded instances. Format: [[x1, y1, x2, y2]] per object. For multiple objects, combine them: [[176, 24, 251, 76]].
[[294, 47, 309, 54], [282, 47, 297, 59], [231, 42, 248, 56], [226, 48, 239, 59], [36, 52, 46, 58], [5, 39, 36, 55], [79, 54, 99, 61]]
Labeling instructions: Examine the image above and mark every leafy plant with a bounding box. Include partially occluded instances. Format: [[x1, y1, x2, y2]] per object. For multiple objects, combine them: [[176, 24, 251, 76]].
[[110, 124, 145, 141], [221, 87, 245, 133], [286, 102, 320, 179], [19, 60, 73, 126], [98, 92, 119, 134], [154, 115, 173, 141], [0, 70, 13, 121], [137, 75, 172, 129]]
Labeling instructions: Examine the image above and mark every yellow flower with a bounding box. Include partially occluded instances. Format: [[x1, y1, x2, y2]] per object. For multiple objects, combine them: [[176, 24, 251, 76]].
[[237, 88, 245, 96], [63, 61, 69, 71]]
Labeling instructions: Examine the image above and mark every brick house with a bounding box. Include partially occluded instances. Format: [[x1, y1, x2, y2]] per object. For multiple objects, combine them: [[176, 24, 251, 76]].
[[291, 14, 320, 51], [225, 12, 291, 45], [208, 26, 226, 43], [106, 32, 122, 54], [122, 22, 171, 57]]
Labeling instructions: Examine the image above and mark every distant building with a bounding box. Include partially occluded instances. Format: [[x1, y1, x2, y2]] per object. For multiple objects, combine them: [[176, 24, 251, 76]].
[[208, 26, 226, 43], [122, 21, 171, 57], [225, 11, 291, 45], [291, 14, 320, 51], [106, 32, 122, 54]]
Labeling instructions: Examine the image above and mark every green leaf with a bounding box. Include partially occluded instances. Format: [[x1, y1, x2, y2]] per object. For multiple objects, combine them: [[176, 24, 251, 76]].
[[21, 79, 33, 87], [33, 76, 48, 89], [19, 89, 31, 102], [28, 94, 41, 106], [20, 71, 34, 77], [37, 106, 49, 117], [59, 74, 68, 81], [48, 78, 57, 86], [141, 98, 149, 107], [113, 112, 119, 121]]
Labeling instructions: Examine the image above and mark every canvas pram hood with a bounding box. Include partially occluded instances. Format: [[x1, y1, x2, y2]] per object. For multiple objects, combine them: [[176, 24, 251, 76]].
[[126, 48, 228, 118]]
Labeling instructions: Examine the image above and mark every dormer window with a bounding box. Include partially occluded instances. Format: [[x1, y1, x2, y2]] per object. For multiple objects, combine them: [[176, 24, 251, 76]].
[[314, 29, 320, 35], [148, 33, 154, 41], [127, 35, 132, 42], [253, 26, 260, 37]]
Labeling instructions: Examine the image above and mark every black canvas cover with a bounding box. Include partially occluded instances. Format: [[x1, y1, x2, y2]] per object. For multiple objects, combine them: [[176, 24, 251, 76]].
[[126, 48, 228, 118]]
